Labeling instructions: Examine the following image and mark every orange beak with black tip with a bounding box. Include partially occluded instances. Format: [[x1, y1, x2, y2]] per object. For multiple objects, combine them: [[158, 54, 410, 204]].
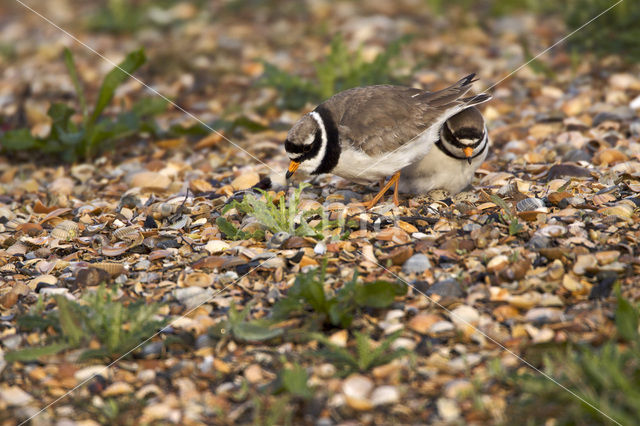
[[286, 160, 300, 179], [463, 147, 473, 164]]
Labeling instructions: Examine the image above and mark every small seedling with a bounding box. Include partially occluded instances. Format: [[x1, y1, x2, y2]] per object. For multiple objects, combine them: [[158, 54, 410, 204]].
[[490, 194, 524, 236], [272, 261, 406, 328], [222, 183, 325, 239], [6, 284, 166, 361], [208, 301, 283, 342], [313, 330, 409, 375]]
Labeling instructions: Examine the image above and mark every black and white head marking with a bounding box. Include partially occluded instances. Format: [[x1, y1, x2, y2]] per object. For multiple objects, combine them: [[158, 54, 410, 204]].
[[436, 122, 488, 163], [284, 105, 340, 175]]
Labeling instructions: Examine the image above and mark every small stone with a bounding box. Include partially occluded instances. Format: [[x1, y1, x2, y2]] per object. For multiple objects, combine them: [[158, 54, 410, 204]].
[[408, 314, 442, 334], [487, 255, 509, 273], [267, 231, 290, 249], [231, 172, 260, 190], [316, 363, 336, 379], [450, 305, 479, 329], [594, 148, 628, 165], [314, 241, 327, 255], [402, 254, 431, 274], [429, 321, 455, 336], [547, 191, 571, 205], [444, 379, 473, 399], [244, 364, 264, 384], [75, 365, 108, 382], [370, 386, 399, 406], [329, 330, 348, 347], [204, 240, 230, 254], [547, 164, 591, 180], [0, 385, 33, 406], [130, 171, 171, 190], [343, 374, 374, 411], [426, 279, 464, 301], [49, 177, 74, 195], [573, 254, 597, 275], [524, 308, 563, 324], [102, 382, 134, 397], [437, 397, 460, 421]]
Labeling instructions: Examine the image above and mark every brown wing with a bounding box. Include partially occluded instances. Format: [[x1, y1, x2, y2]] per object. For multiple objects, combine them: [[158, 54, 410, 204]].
[[323, 74, 482, 156]]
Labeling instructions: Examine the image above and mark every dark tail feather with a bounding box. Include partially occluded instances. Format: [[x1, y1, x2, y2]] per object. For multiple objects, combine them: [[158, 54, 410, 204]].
[[416, 73, 478, 106], [459, 93, 492, 107]]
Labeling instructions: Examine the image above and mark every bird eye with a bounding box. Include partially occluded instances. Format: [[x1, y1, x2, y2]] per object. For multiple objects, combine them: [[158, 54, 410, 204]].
[[303, 145, 312, 152]]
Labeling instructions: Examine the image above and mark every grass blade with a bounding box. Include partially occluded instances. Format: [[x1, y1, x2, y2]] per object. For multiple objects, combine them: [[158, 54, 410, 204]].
[[89, 49, 146, 126], [63, 48, 87, 119]]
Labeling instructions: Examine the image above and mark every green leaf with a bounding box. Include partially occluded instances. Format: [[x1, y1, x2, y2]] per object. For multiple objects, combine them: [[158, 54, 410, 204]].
[[233, 322, 283, 342], [5, 342, 70, 362], [130, 97, 168, 117], [89, 49, 146, 126], [48, 103, 75, 129], [281, 364, 312, 399], [54, 295, 84, 346], [354, 280, 399, 308], [215, 216, 239, 239], [1, 129, 38, 151], [615, 289, 639, 342], [490, 194, 511, 213], [63, 48, 87, 118]]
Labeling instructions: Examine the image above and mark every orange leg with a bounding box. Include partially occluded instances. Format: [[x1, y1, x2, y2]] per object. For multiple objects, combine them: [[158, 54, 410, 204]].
[[393, 173, 400, 206], [364, 171, 401, 209]]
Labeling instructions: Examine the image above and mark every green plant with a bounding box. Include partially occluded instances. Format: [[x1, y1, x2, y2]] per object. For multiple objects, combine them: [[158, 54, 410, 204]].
[[1, 48, 167, 162], [313, 330, 409, 375], [490, 194, 524, 236], [562, 0, 640, 62], [273, 363, 313, 399], [208, 301, 284, 342], [272, 261, 406, 328], [215, 216, 265, 241], [6, 284, 166, 361], [504, 289, 640, 425], [260, 34, 411, 109], [222, 183, 324, 239]]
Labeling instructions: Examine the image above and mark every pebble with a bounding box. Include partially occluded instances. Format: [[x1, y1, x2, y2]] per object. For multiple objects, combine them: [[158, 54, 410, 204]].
[[342, 374, 374, 411], [174, 287, 214, 310], [102, 382, 134, 397], [267, 231, 290, 249], [450, 305, 480, 328], [524, 307, 563, 324], [429, 321, 455, 336], [244, 364, 264, 384], [370, 386, 399, 406], [437, 397, 461, 421], [402, 254, 431, 274], [74, 366, 108, 382], [129, 171, 171, 190], [231, 172, 260, 190], [487, 255, 509, 273], [0, 386, 33, 406], [204, 240, 230, 254], [573, 254, 597, 275], [408, 314, 442, 334], [314, 241, 327, 255], [426, 279, 464, 301]]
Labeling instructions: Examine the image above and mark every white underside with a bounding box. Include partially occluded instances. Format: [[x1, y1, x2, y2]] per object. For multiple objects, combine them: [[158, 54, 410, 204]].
[[328, 110, 461, 184], [398, 139, 488, 194]]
